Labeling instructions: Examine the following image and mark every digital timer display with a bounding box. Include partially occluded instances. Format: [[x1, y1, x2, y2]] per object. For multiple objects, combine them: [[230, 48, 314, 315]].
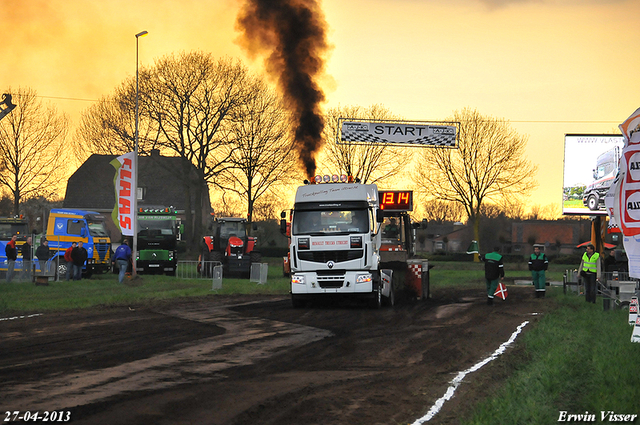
[[379, 191, 413, 211]]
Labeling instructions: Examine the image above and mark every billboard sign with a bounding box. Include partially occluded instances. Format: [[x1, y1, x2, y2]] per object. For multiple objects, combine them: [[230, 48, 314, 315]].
[[339, 119, 458, 147], [563, 134, 624, 215]]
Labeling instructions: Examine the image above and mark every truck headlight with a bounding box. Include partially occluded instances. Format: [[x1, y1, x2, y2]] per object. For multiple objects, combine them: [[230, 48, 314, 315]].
[[291, 274, 305, 284], [356, 274, 372, 284]]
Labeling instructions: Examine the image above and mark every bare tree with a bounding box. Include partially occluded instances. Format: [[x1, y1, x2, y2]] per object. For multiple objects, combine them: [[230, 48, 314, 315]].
[[73, 53, 252, 244], [321, 104, 411, 184], [414, 107, 538, 257], [0, 87, 68, 215], [74, 77, 160, 161], [216, 76, 300, 224], [144, 52, 251, 244], [421, 198, 466, 224]]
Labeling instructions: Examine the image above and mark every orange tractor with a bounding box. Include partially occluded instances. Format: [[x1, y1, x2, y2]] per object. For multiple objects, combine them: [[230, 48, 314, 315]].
[[199, 217, 261, 278]]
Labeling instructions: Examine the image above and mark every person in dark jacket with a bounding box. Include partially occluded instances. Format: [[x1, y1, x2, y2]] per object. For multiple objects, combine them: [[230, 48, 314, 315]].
[[36, 239, 51, 275], [528, 245, 549, 298], [71, 241, 88, 281], [21, 236, 33, 281], [5, 234, 17, 283], [481, 247, 504, 305]]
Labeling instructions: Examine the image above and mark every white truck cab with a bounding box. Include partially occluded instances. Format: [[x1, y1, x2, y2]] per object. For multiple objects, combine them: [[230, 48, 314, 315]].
[[285, 178, 393, 308]]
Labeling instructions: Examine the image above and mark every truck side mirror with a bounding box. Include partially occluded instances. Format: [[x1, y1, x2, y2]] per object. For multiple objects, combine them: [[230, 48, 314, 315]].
[[81, 227, 86, 238], [280, 219, 287, 235], [280, 211, 286, 219], [376, 209, 384, 223]]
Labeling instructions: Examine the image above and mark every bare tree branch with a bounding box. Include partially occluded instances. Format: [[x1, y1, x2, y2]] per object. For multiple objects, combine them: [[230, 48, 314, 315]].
[[321, 104, 412, 184], [414, 107, 538, 253], [0, 87, 68, 215]]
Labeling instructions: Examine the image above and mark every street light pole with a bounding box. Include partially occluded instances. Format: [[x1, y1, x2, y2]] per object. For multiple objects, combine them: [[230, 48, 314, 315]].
[[133, 30, 148, 278]]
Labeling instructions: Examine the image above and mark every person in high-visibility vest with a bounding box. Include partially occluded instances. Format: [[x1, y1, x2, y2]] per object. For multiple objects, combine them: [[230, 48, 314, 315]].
[[528, 245, 549, 298], [578, 243, 601, 304]]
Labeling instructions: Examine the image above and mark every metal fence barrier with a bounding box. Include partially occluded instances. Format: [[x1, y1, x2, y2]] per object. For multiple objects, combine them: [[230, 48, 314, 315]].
[[250, 263, 268, 284], [176, 260, 219, 279], [177, 260, 268, 287]]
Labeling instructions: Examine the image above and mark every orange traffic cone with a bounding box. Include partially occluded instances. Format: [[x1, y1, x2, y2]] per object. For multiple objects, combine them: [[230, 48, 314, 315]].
[[630, 297, 638, 327]]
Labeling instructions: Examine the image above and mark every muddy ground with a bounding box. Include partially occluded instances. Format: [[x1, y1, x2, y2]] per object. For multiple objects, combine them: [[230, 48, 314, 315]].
[[0, 284, 553, 425]]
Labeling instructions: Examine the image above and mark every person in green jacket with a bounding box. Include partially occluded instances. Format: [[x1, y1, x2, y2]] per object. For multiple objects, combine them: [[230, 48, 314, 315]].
[[528, 245, 549, 298], [481, 247, 504, 305]]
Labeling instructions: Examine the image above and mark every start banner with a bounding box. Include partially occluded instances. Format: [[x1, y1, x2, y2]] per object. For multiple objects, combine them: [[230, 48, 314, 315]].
[[339, 119, 458, 147]]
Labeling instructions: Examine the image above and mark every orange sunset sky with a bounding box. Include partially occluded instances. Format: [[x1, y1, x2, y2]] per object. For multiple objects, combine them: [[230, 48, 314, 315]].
[[2, 0, 640, 212]]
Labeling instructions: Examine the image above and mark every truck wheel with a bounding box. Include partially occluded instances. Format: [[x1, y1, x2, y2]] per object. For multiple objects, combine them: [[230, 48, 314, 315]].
[[57, 262, 67, 281], [369, 288, 382, 309], [588, 195, 599, 211]]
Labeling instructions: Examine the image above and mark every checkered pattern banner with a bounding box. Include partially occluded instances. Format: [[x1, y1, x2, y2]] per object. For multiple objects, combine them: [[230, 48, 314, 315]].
[[339, 120, 458, 147]]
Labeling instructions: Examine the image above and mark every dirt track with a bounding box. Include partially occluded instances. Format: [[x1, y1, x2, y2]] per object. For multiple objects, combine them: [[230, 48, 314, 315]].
[[0, 285, 552, 425]]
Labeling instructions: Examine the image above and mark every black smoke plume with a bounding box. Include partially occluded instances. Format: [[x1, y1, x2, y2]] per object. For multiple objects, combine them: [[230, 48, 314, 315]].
[[236, 0, 329, 178]]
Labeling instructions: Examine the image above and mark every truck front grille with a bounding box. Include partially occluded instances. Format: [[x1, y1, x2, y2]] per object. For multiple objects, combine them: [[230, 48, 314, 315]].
[[298, 250, 363, 263], [317, 273, 346, 288], [95, 243, 110, 262]]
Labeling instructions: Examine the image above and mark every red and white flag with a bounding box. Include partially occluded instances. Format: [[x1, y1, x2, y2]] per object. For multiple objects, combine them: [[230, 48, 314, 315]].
[[494, 282, 508, 300], [111, 152, 136, 236]]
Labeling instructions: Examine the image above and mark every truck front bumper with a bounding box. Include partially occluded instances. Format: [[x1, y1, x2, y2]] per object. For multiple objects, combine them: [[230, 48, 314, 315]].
[[290, 271, 374, 294]]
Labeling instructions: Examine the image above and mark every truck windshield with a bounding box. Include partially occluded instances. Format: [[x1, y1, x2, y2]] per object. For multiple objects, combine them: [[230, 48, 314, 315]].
[[293, 209, 369, 235], [0, 223, 29, 240], [138, 218, 175, 236], [87, 220, 109, 237]]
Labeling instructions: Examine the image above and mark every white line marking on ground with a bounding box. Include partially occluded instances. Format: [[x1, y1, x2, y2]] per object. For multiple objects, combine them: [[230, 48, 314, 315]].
[[0, 313, 43, 322], [411, 320, 529, 424]]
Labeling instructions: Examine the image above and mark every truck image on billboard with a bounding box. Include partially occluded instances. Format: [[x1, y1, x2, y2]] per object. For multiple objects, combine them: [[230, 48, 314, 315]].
[[562, 134, 624, 215]]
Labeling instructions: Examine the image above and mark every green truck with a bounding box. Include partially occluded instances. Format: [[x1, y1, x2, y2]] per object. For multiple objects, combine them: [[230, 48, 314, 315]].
[[136, 206, 180, 276]]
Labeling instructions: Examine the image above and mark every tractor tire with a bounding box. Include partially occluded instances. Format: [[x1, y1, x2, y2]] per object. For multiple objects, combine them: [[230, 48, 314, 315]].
[[210, 251, 223, 278], [250, 251, 262, 264]]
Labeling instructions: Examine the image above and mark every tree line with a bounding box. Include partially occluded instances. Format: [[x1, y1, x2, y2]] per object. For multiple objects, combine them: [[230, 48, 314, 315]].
[[0, 50, 539, 248]]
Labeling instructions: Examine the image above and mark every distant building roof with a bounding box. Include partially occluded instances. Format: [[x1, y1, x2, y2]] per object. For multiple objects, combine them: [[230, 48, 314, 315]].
[[63, 151, 209, 212]]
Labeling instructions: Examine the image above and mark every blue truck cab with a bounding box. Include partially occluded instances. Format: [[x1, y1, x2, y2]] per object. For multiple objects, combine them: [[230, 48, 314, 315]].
[[46, 208, 112, 278]]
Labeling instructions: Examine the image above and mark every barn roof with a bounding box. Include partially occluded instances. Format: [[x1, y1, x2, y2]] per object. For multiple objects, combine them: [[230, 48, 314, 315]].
[[63, 151, 208, 212]]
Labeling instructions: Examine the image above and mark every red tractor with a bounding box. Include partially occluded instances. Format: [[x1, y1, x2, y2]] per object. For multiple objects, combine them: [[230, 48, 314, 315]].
[[199, 217, 261, 278]]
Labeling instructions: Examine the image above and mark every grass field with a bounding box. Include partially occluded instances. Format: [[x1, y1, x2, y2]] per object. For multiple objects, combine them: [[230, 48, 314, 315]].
[[2, 259, 638, 424], [461, 293, 640, 425], [0, 259, 573, 314]]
